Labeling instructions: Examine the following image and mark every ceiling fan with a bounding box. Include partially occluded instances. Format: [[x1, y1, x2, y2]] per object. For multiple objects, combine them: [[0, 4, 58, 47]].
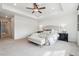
[[26, 3, 46, 13]]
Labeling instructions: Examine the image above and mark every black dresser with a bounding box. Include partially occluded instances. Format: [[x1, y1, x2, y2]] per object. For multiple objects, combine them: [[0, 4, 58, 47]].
[[58, 33, 68, 42]]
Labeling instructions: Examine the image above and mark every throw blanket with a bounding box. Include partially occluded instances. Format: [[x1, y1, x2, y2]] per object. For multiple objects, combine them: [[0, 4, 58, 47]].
[[48, 33, 59, 45]]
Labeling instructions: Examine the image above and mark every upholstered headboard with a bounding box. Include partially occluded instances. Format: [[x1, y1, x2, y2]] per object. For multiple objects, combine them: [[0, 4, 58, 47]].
[[43, 25, 63, 33]]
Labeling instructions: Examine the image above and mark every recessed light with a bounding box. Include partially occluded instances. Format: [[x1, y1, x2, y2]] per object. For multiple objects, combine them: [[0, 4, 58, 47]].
[[13, 3, 16, 6]]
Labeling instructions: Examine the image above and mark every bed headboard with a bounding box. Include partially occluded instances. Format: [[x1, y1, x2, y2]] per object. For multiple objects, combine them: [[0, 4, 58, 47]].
[[43, 25, 63, 33]]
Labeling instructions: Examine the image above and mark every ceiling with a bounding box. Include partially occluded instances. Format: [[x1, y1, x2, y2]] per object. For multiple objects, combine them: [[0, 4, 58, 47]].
[[0, 3, 78, 19]]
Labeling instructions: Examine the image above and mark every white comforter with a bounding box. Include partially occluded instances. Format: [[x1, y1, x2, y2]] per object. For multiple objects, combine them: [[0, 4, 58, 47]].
[[47, 33, 59, 45]]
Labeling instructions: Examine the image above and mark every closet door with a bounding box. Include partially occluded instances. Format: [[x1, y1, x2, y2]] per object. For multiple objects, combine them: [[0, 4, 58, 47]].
[[0, 16, 13, 39], [78, 15, 79, 31], [77, 15, 79, 45], [1, 19, 12, 39], [5, 20, 12, 38], [1, 20, 7, 38]]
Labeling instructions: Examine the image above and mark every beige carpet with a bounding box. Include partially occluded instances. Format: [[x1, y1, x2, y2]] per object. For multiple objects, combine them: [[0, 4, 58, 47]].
[[0, 38, 79, 56]]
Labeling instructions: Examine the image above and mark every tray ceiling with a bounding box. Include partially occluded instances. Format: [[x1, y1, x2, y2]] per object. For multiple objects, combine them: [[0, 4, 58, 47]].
[[0, 3, 78, 19]]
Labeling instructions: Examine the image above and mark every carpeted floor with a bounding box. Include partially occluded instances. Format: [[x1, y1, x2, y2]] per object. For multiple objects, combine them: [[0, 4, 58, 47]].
[[0, 38, 79, 56]]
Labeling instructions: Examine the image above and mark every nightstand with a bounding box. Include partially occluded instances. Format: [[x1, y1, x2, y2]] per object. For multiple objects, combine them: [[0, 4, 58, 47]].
[[37, 31, 43, 33], [58, 33, 68, 42]]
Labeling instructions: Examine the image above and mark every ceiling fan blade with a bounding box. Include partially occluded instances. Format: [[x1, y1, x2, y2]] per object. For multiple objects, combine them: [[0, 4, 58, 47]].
[[26, 7, 32, 9], [38, 11, 42, 13], [33, 3, 37, 6], [39, 7, 46, 9], [33, 3, 38, 9]]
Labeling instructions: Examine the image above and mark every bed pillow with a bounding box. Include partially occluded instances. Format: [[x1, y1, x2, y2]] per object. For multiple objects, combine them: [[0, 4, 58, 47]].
[[30, 33, 39, 38], [38, 31, 51, 38]]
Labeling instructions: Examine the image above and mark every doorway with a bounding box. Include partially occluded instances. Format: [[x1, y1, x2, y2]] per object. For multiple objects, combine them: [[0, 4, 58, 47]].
[[0, 16, 14, 39]]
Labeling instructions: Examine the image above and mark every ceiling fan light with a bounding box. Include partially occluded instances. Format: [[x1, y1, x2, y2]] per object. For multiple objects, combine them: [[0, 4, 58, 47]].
[[34, 9, 38, 11]]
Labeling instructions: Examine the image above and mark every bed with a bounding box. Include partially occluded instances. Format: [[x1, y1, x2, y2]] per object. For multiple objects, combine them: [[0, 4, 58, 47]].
[[28, 25, 66, 46], [27, 25, 72, 56]]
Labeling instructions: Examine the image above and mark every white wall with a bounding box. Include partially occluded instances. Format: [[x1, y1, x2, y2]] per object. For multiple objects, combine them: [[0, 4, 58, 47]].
[[14, 14, 38, 40], [39, 12, 77, 42], [78, 32, 79, 45]]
